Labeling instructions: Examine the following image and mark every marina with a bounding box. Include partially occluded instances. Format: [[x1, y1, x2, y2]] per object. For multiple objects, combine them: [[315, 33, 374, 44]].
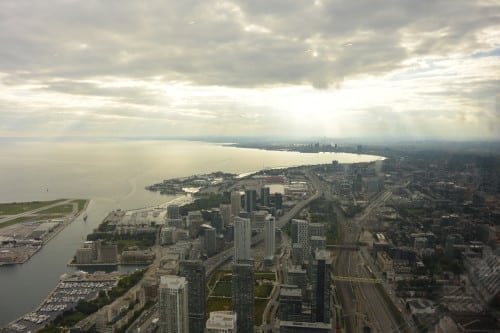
[[3, 271, 121, 333]]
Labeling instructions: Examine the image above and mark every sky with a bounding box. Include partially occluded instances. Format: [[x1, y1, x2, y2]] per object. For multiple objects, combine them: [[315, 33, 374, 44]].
[[0, 0, 499, 140]]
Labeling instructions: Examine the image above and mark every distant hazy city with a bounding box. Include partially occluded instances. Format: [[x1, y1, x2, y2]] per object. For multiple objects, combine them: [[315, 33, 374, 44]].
[[0, 140, 499, 333]]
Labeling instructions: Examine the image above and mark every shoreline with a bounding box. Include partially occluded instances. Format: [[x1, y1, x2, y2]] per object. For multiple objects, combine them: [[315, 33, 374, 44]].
[[1, 156, 382, 327], [0, 199, 90, 266], [3, 271, 122, 332], [42, 199, 90, 246]]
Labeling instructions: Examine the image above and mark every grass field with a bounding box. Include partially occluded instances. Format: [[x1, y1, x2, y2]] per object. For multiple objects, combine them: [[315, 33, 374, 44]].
[[0, 216, 32, 229], [75, 199, 87, 211], [0, 199, 66, 215], [207, 269, 275, 326], [37, 203, 75, 215], [254, 299, 268, 325], [212, 281, 232, 297], [0, 199, 88, 229], [206, 297, 232, 314], [255, 283, 273, 298]]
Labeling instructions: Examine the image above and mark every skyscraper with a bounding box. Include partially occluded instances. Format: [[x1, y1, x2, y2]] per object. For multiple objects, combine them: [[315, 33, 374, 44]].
[[233, 216, 251, 263], [311, 249, 332, 323], [232, 262, 254, 333], [179, 261, 206, 333], [211, 208, 223, 233], [200, 224, 217, 257], [219, 203, 232, 229], [291, 219, 309, 259], [159, 275, 189, 333], [167, 204, 180, 219], [273, 193, 283, 209], [264, 216, 276, 263], [244, 189, 257, 213], [260, 186, 270, 206], [230, 191, 241, 217]]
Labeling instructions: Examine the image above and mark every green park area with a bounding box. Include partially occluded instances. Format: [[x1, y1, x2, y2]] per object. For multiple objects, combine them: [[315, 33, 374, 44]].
[[207, 270, 275, 325], [37, 203, 75, 215], [212, 281, 232, 297]]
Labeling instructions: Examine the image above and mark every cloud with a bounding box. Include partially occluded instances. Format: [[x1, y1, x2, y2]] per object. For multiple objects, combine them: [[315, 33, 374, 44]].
[[0, 0, 499, 138], [1, 0, 498, 87]]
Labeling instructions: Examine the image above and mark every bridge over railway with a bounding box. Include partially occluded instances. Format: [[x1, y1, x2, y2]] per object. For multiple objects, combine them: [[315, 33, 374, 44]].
[[327, 244, 360, 251], [332, 275, 383, 284]]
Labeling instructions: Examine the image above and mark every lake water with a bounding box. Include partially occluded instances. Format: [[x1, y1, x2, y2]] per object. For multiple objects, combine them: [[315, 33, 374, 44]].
[[0, 139, 383, 325]]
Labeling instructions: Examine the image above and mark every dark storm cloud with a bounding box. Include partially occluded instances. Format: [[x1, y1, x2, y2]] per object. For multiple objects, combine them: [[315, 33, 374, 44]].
[[1, 0, 498, 89]]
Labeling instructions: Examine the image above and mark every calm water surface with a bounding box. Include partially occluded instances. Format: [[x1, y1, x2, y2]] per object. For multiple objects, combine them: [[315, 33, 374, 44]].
[[0, 140, 382, 325]]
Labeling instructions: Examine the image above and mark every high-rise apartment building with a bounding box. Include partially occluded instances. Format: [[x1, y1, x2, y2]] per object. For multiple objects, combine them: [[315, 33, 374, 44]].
[[159, 275, 189, 333], [97, 241, 118, 263], [211, 208, 223, 233], [233, 217, 251, 263], [167, 204, 180, 219], [245, 189, 257, 213], [310, 236, 326, 252], [264, 216, 276, 262], [219, 204, 232, 228], [179, 261, 206, 333], [200, 224, 217, 257], [279, 286, 303, 322], [230, 191, 241, 217], [232, 262, 254, 333], [260, 186, 270, 206], [308, 223, 325, 238], [273, 193, 283, 209], [291, 219, 309, 260], [311, 249, 332, 323]]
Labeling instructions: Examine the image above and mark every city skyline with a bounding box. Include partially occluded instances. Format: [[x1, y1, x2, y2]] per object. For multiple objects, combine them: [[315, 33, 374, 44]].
[[0, 1, 499, 139]]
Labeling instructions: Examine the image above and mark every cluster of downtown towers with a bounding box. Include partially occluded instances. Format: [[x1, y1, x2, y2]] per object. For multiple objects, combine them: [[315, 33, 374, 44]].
[[158, 188, 333, 332], [159, 189, 275, 333]]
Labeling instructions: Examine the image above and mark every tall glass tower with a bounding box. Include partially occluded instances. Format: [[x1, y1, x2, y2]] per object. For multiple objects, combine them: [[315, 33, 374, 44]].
[[159, 275, 189, 333], [179, 261, 206, 333]]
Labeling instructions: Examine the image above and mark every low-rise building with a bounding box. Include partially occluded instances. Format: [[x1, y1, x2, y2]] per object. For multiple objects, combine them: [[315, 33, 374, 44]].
[[377, 251, 393, 274], [205, 311, 237, 333]]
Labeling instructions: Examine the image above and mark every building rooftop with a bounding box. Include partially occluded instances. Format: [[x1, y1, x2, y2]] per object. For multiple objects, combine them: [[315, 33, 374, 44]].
[[280, 320, 331, 328], [280, 287, 302, 297], [160, 275, 186, 289], [206, 311, 236, 329]]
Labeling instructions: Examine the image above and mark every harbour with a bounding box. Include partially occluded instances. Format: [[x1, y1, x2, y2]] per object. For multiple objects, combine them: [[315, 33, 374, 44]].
[[3, 271, 122, 333]]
